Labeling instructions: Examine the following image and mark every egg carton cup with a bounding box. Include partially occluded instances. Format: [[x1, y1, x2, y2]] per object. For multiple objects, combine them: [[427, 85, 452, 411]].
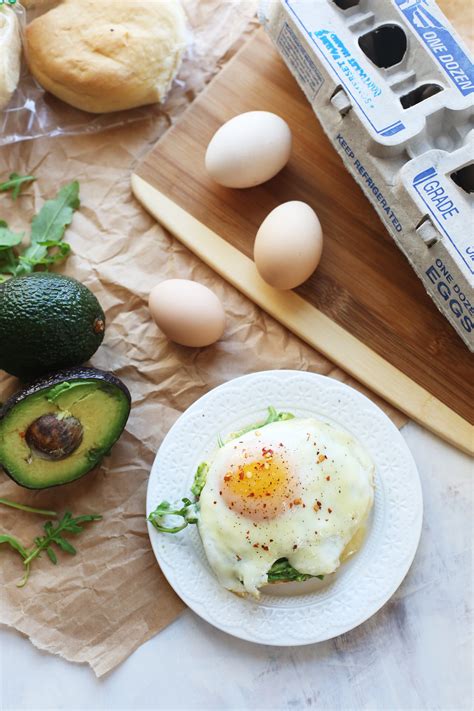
[[260, 0, 474, 350]]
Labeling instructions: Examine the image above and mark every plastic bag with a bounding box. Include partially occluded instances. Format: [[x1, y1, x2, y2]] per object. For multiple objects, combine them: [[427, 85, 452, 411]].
[[0, 0, 197, 147]]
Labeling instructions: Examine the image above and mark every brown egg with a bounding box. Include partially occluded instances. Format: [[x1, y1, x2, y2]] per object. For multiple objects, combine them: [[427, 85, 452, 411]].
[[148, 279, 226, 347], [254, 201, 323, 290]]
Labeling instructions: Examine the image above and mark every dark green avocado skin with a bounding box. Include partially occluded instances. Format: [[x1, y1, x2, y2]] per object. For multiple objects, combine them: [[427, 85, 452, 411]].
[[0, 367, 131, 490], [0, 272, 106, 379]]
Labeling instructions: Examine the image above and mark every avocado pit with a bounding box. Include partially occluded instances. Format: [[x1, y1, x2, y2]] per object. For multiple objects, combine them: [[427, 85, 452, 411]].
[[26, 413, 83, 461]]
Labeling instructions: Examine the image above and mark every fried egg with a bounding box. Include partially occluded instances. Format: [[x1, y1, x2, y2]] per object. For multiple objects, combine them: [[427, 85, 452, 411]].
[[198, 417, 374, 597]]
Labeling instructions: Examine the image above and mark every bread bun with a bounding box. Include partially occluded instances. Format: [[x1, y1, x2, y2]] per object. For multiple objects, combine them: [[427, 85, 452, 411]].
[[0, 6, 21, 111], [25, 0, 187, 113]]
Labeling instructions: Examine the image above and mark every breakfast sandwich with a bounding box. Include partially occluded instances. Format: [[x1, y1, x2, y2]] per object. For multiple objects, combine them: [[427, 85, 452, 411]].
[[149, 408, 375, 598]]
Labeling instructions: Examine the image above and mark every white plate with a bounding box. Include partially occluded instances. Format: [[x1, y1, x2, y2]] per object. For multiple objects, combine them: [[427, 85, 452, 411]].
[[146, 371, 423, 646]]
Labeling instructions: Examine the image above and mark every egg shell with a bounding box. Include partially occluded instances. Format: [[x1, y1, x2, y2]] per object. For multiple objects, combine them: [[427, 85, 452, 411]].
[[148, 279, 225, 348], [205, 111, 292, 189], [254, 201, 323, 290]]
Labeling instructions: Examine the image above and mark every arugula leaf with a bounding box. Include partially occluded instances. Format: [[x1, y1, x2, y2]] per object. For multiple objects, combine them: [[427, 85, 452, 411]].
[[0, 221, 24, 250], [0, 248, 19, 280], [46, 548, 58, 564], [20, 240, 71, 268], [191, 462, 209, 498], [148, 498, 198, 534], [0, 173, 36, 200], [15, 181, 79, 276], [0, 534, 29, 560], [267, 558, 324, 583], [0, 221, 22, 279], [30, 181, 79, 243], [0, 180, 79, 279]]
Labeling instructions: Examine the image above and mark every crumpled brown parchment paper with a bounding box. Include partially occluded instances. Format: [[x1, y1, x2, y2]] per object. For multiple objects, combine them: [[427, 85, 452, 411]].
[[0, 0, 407, 678]]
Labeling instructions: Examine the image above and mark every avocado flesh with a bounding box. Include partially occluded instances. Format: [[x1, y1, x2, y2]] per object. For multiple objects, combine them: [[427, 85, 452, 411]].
[[0, 380, 129, 489]]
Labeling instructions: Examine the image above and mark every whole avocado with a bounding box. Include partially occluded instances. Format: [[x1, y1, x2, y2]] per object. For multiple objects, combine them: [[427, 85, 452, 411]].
[[0, 272, 105, 378]]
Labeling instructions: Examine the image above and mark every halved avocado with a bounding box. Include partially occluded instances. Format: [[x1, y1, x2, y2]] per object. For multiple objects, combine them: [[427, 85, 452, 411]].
[[0, 367, 131, 489]]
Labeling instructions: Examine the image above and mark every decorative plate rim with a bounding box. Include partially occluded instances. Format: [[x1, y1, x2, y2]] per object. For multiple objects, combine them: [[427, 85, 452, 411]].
[[146, 370, 423, 646]]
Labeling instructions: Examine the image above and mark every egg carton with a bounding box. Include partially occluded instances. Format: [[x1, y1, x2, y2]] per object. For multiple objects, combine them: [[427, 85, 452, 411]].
[[259, 0, 474, 350]]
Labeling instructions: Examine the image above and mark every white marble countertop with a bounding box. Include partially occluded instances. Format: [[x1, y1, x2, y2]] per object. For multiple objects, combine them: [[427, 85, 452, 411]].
[[1, 421, 471, 711]]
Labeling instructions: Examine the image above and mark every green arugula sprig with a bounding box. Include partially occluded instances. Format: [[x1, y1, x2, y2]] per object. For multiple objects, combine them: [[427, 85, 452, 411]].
[[0, 499, 101, 587], [148, 461, 209, 533], [148, 498, 198, 534], [0, 173, 36, 200], [0, 178, 79, 282], [22, 511, 102, 570]]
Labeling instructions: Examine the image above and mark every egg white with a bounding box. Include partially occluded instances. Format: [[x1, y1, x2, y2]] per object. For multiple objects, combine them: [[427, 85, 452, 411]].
[[197, 417, 375, 597]]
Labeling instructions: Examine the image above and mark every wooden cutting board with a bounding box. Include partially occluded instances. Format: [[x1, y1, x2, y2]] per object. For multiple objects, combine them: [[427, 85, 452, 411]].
[[132, 30, 473, 454]]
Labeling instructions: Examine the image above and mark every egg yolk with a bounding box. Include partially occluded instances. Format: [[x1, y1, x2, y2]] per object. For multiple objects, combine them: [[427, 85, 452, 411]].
[[221, 450, 297, 520]]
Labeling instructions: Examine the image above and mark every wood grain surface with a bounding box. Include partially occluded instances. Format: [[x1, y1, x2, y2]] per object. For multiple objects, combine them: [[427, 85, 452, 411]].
[[134, 30, 473, 426]]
